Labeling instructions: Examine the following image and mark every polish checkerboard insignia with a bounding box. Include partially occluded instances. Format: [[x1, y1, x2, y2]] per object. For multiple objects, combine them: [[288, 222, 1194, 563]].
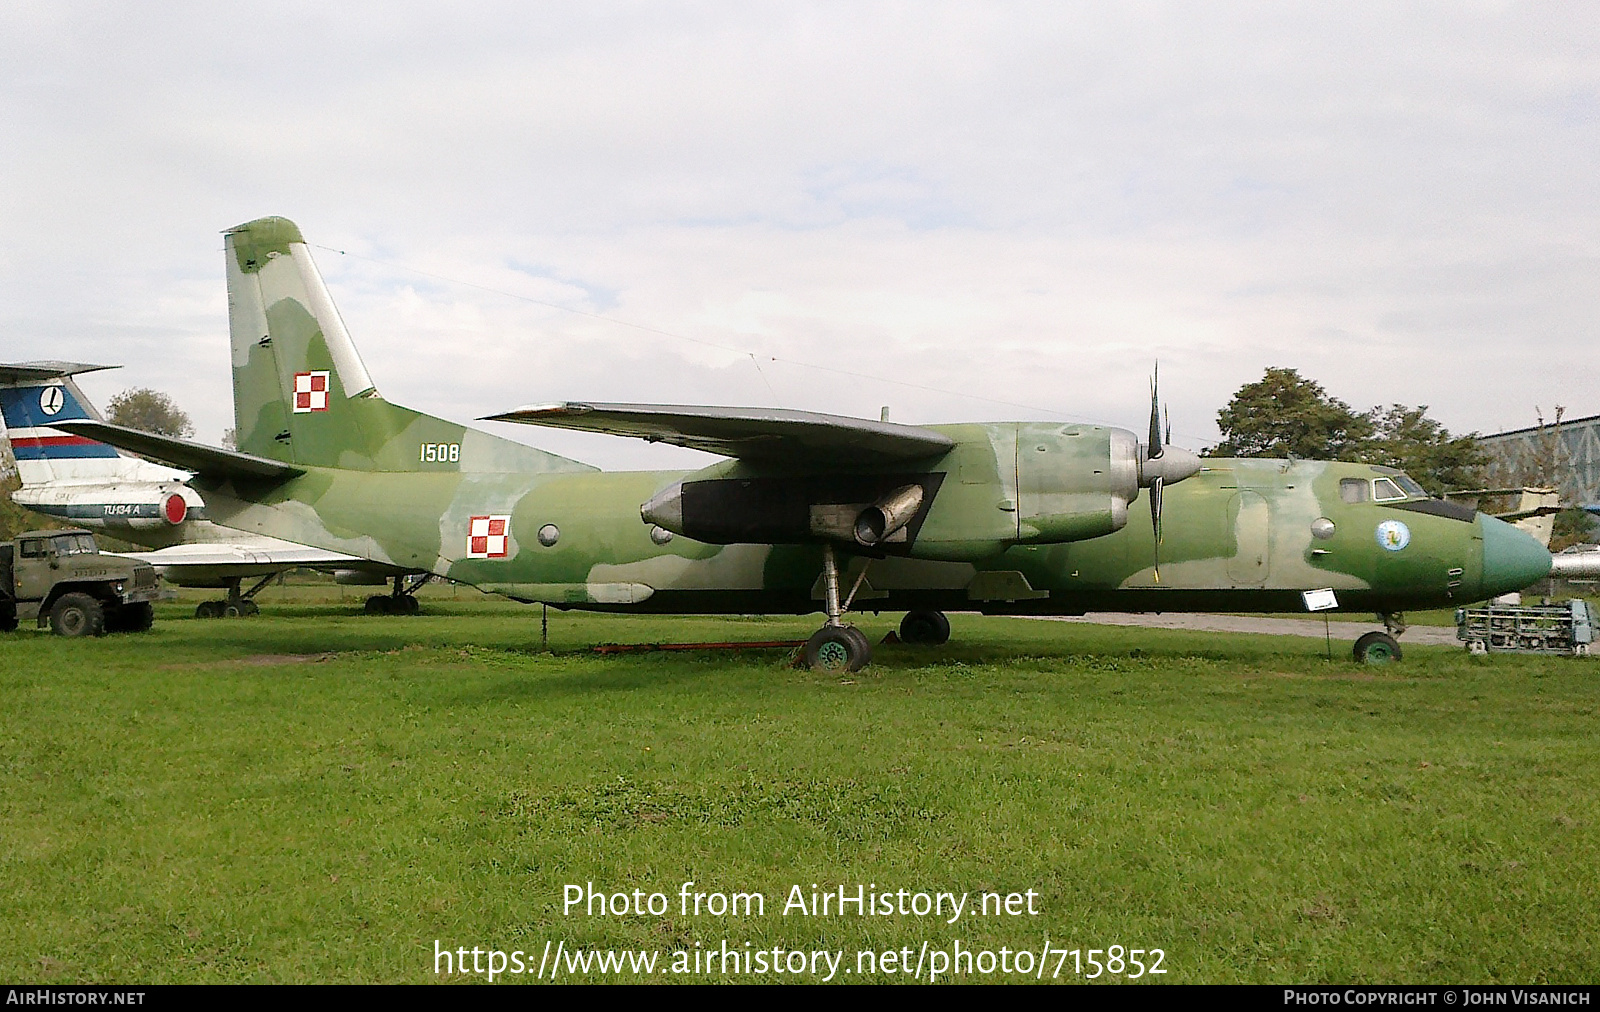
[[468, 515, 511, 558], [293, 371, 330, 413]]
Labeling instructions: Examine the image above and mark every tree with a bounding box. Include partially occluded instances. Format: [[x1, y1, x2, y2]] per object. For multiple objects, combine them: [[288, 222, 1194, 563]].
[[1367, 404, 1487, 496], [1212, 368, 1488, 494], [1212, 367, 1373, 460], [106, 388, 193, 439], [0, 443, 64, 539]]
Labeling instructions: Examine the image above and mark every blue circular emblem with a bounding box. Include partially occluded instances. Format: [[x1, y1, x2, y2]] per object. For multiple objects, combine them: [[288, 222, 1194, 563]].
[[1375, 519, 1411, 552]]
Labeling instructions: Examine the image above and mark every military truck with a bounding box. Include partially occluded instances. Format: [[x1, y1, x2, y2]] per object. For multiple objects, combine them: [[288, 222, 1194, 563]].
[[0, 529, 161, 636]]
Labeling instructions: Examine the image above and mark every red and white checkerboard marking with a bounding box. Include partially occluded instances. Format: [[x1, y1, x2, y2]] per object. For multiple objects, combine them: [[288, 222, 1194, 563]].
[[293, 371, 330, 413], [467, 515, 511, 558]]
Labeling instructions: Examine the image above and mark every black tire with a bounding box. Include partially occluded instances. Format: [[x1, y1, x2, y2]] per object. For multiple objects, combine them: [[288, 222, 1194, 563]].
[[1353, 631, 1403, 665], [195, 601, 222, 619], [399, 595, 421, 615], [0, 603, 17, 633], [119, 601, 154, 632], [241, 600, 260, 617], [223, 603, 243, 618], [50, 593, 105, 638], [364, 595, 394, 615], [899, 610, 950, 645], [804, 625, 873, 672]]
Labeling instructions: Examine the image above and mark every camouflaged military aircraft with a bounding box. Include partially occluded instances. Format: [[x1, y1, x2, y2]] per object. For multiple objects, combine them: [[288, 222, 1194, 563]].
[[54, 216, 1554, 669]]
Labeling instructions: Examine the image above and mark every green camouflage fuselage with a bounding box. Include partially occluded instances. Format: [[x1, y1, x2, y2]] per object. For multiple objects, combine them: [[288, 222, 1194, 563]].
[[196, 215, 1548, 617], [192, 451, 1527, 616]]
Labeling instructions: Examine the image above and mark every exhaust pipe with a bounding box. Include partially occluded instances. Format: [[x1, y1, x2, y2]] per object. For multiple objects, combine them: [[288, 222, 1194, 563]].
[[854, 484, 925, 546]]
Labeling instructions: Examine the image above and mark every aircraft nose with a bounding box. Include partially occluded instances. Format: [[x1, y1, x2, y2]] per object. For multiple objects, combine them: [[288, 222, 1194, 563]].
[[1479, 514, 1552, 598]]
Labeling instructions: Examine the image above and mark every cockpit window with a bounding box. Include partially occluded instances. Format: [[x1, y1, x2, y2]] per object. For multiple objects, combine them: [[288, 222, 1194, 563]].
[[1393, 474, 1427, 498], [1372, 478, 1406, 502], [19, 539, 45, 559], [1339, 478, 1369, 504]]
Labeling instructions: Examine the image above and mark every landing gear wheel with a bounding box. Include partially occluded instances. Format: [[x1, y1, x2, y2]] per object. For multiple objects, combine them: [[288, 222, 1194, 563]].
[[364, 595, 394, 615], [1353, 631, 1402, 665], [399, 595, 421, 615], [240, 600, 260, 617], [195, 601, 222, 619], [899, 610, 950, 645], [50, 593, 105, 638], [805, 625, 873, 672]]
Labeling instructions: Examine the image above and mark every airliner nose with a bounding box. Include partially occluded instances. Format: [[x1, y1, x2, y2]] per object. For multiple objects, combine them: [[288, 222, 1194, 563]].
[[1479, 514, 1552, 598]]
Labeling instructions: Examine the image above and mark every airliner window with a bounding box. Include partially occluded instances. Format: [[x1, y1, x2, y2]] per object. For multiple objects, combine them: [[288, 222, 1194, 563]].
[[1393, 474, 1427, 498], [1339, 478, 1369, 504], [1372, 478, 1406, 502]]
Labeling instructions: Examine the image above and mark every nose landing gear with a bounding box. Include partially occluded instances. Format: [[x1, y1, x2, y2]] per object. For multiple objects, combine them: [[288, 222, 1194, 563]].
[[1352, 612, 1406, 664]]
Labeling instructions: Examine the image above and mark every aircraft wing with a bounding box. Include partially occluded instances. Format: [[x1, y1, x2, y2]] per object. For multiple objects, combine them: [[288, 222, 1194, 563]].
[[484, 402, 955, 463], [110, 542, 408, 588], [50, 420, 305, 482]]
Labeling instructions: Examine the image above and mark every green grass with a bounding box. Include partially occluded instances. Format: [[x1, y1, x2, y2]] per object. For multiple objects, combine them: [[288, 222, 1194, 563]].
[[2, 598, 1597, 984]]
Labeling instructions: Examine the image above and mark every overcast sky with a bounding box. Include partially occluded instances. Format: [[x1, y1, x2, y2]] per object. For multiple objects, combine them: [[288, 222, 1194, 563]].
[[2, 2, 1596, 469]]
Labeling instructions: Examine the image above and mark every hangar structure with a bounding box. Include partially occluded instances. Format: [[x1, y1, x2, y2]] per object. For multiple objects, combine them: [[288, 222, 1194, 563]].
[[1478, 413, 1600, 512]]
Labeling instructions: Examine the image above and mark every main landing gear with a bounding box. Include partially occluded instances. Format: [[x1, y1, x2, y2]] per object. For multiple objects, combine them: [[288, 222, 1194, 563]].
[[364, 574, 429, 616], [803, 545, 875, 672], [194, 575, 273, 619], [1352, 612, 1406, 664], [898, 609, 950, 645]]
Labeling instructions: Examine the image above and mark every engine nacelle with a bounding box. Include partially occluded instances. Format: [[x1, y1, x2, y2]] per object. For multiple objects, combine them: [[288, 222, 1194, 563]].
[[638, 422, 1204, 560]]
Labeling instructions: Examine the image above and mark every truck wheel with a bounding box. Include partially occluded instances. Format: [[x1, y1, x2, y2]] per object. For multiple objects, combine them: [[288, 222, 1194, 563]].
[[50, 593, 106, 638], [1353, 631, 1402, 665], [118, 602, 154, 632], [0, 604, 16, 633]]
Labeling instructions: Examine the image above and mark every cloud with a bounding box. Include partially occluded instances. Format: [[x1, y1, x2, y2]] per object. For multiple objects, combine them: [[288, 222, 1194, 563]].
[[3, 2, 1598, 464]]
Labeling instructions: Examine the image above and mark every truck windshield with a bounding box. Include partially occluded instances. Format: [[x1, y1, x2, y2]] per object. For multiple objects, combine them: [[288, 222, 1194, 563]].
[[52, 535, 97, 556]]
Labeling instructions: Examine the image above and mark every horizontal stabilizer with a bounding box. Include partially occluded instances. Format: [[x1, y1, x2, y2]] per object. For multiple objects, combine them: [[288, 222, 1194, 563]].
[[0, 361, 120, 386], [51, 420, 305, 482], [484, 402, 955, 463]]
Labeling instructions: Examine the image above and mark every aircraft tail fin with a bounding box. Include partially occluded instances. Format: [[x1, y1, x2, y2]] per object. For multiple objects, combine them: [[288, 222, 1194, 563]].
[[224, 217, 593, 474], [0, 362, 181, 487]]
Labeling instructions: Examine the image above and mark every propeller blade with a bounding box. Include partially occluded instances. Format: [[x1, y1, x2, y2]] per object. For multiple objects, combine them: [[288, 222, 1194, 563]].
[[1151, 476, 1163, 584], [1164, 405, 1172, 448], [1148, 365, 1162, 458]]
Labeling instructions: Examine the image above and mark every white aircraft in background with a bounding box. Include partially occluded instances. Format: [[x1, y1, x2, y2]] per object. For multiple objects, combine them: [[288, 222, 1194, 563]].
[[0, 361, 424, 615]]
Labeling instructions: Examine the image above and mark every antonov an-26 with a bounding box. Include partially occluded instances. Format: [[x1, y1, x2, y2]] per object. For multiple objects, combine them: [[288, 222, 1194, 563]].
[[54, 217, 1553, 669]]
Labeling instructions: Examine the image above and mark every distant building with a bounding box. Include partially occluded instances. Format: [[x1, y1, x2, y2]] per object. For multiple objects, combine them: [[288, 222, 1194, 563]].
[[1477, 413, 1600, 510]]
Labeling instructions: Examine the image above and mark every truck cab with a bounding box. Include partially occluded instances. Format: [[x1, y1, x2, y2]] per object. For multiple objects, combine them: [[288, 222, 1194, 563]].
[[0, 529, 161, 636]]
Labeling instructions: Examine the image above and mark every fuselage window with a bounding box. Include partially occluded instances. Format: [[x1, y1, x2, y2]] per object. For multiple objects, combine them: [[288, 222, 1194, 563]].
[[1372, 478, 1407, 502], [1339, 478, 1369, 504]]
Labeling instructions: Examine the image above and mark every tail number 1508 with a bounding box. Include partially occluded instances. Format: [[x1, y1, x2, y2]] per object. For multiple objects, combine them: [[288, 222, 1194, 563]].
[[420, 443, 461, 463]]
